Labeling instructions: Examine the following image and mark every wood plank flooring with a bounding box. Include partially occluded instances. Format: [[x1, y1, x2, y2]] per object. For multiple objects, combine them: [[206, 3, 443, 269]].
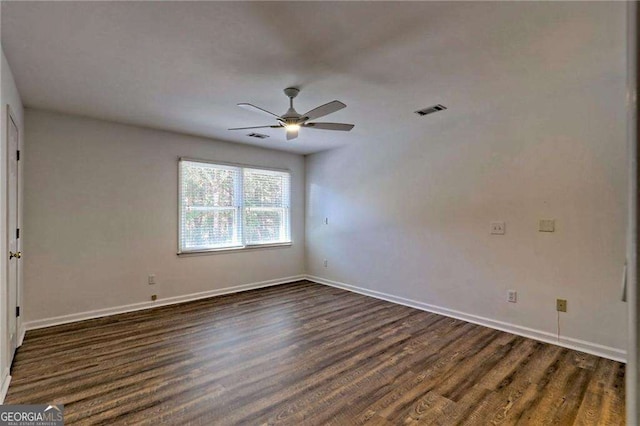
[[6, 281, 625, 425]]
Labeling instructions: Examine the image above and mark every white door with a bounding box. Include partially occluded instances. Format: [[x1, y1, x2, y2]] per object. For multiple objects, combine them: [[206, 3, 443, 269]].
[[7, 108, 20, 361]]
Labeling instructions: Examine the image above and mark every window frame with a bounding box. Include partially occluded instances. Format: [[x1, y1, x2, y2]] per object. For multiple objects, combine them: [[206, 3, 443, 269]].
[[177, 157, 292, 255]]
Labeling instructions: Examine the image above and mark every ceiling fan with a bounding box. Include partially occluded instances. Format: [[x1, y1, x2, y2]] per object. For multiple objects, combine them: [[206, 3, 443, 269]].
[[229, 88, 354, 140]]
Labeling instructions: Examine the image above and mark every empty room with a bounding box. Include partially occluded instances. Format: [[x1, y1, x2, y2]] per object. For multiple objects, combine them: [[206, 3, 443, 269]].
[[0, 1, 638, 425]]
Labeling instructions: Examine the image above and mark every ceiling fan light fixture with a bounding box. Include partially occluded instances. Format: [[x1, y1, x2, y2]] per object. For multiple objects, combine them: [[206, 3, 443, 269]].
[[230, 88, 354, 142]]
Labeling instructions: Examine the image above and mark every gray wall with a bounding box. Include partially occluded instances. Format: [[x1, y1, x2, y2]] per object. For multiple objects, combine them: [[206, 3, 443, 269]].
[[305, 3, 628, 356], [23, 109, 305, 322]]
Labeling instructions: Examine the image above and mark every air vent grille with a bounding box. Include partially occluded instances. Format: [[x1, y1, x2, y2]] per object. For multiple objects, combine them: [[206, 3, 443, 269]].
[[247, 132, 269, 139], [415, 104, 447, 116]]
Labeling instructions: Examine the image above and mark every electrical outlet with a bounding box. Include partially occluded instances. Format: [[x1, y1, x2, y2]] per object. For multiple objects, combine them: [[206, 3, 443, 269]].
[[151, 294, 157, 301], [508, 290, 517, 303], [323, 259, 328, 267], [556, 299, 567, 312], [148, 274, 156, 285], [490, 221, 506, 235], [539, 219, 555, 232]]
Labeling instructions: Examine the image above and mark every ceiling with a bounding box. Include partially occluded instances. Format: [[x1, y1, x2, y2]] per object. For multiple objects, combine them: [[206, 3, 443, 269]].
[[1, 1, 623, 155]]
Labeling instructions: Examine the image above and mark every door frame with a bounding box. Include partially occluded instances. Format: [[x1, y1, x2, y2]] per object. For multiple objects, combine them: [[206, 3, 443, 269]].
[[5, 105, 21, 363], [627, 0, 639, 422]]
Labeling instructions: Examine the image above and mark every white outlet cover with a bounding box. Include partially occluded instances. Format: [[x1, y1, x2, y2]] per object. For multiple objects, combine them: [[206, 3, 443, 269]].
[[508, 290, 517, 303], [148, 274, 156, 285], [539, 219, 555, 232], [490, 221, 506, 235]]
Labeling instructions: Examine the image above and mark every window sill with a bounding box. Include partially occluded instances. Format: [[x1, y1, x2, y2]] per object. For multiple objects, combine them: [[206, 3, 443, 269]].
[[177, 242, 293, 257]]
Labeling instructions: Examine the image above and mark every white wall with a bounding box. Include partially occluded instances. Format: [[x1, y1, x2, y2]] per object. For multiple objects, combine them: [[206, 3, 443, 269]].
[[306, 3, 628, 356], [23, 109, 305, 323], [0, 48, 24, 400]]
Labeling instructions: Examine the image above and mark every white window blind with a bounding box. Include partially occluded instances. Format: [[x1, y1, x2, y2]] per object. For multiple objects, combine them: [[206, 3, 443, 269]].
[[243, 168, 291, 245], [179, 159, 291, 253]]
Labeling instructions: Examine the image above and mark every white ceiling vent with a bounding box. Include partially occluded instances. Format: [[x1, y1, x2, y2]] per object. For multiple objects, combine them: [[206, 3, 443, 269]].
[[415, 104, 447, 116], [247, 132, 269, 139]]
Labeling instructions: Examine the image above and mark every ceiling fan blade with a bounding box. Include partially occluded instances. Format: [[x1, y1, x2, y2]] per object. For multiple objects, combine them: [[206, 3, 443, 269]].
[[301, 100, 346, 121], [237, 103, 281, 119], [302, 122, 354, 131], [228, 125, 279, 130], [286, 129, 299, 140]]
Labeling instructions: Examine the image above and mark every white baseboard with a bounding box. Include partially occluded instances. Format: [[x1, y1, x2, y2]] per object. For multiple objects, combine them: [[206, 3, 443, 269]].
[[306, 275, 627, 363], [17, 323, 25, 347], [25, 275, 306, 331], [0, 371, 10, 404], [22, 273, 626, 363]]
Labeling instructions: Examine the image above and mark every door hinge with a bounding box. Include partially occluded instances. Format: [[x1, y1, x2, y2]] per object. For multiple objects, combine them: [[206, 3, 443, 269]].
[[16, 228, 20, 239], [16, 306, 20, 317], [16, 150, 20, 161]]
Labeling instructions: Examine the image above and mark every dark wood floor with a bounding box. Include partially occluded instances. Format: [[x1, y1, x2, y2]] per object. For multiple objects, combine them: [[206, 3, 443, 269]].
[[7, 281, 625, 425]]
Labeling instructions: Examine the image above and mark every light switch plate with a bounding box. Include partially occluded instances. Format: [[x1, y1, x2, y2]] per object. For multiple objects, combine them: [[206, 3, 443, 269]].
[[539, 219, 555, 232], [490, 221, 506, 235]]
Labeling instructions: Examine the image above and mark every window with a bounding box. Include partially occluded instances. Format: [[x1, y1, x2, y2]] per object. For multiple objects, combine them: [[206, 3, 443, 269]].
[[179, 159, 291, 253]]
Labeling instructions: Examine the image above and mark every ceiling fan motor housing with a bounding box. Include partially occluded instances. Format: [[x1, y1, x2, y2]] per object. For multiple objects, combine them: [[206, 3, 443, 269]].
[[282, 117, 301, 126]]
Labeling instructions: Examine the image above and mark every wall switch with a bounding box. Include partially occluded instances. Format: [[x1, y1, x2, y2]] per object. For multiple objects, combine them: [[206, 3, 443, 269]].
[[490, 221, 506, 235], [539, 219, 555, 232], [148, 274, 156, 285], [151, 294, 157, 301], [508, 290, 517, 303], [324, 259, 328, 267], [556, 299, 567, 312]]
